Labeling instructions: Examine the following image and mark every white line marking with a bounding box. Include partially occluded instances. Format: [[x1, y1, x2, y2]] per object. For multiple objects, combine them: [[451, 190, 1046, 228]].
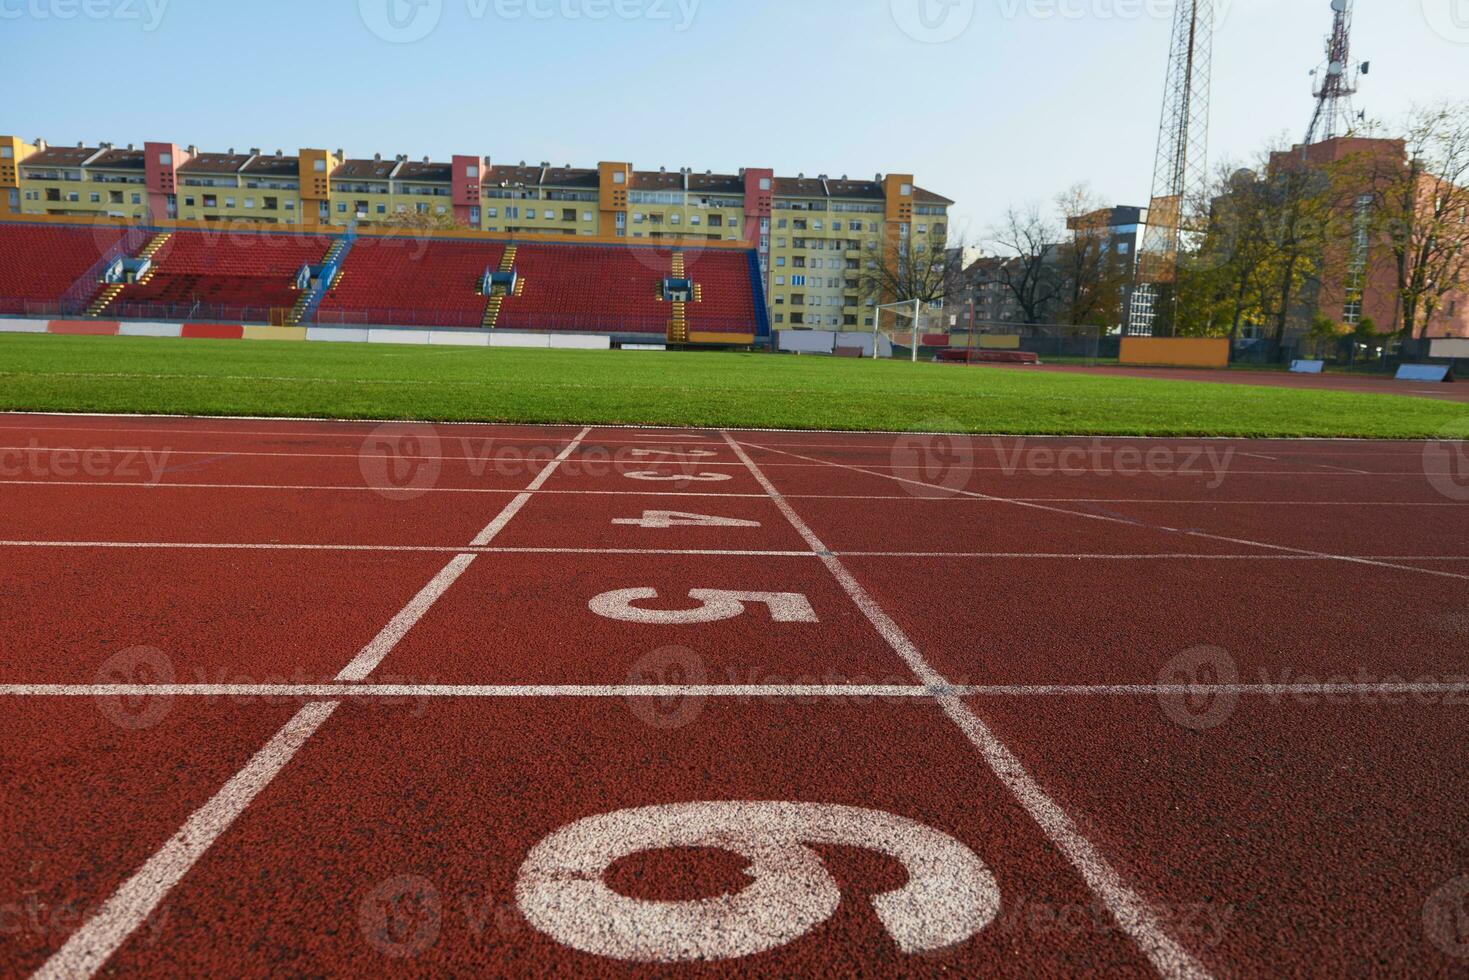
[[738, 440, 1469, 584], [31, 701, 339, 980], [0, 420, 717, 445], [4, 412, 1459, 448], [6, 478, 1464, 508], [2, 541, 1465, 562], [5, 682, 1465, 699], [720, 432, 1213, 980], [36, 426, 593, 978], [0, 541, 818, 557], [0, 445, 1431, 475], [0, 479, 770, 498]]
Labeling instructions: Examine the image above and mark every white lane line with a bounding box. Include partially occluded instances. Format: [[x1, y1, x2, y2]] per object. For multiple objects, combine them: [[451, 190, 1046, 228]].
[[0, 541, 818, 557], [6, 478, 1464, 508], [6, 413, 1458, 450], [31, 701, 338, 980], [739, 440, 1469, 584], [3, 540, 1466, 562], [6, 682, 1466, 699], [0, 445, 1432, 475], [36, 427, 594, 978], [0, 479, 770, 498], [0, 421, 718, 445], [720, 432, 1213, 980]]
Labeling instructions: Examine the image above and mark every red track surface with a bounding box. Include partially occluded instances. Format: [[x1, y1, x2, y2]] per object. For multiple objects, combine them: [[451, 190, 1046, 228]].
[[2, 413, 1468, 976]]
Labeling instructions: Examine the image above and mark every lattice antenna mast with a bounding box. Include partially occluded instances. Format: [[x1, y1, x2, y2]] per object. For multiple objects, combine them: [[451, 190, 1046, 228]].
[[1137, 0, 1214, 290], [1305, 0, 1363, 146]]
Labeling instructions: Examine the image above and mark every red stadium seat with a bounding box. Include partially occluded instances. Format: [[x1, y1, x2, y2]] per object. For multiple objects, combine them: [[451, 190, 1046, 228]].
[[0, 223, 128, 315]]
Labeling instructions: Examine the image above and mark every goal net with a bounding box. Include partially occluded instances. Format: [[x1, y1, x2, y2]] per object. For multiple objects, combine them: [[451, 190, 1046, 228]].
[[873, 302, 948, 361]]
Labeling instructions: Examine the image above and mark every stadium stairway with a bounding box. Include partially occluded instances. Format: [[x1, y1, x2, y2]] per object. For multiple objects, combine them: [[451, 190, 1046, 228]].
[[86, 232, 172, 316], [287, 236, 353, 326], [666, 250, 690, 344], [482, 246, 520, 329]]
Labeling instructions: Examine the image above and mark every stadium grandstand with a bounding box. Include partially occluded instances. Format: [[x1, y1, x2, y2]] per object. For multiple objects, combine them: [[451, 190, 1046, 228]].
[[0, 218, 770, 347], [0, 134, 954, 333]]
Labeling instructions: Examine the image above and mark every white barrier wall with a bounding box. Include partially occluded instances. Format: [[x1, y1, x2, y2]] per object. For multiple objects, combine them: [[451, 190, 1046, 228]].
[[120, 322, 184, 338], [778, 331, 836, 354], [0, 318, 49, 333], [489, 332, 551, 348], [548, 334, 612, 350], [367, 328, 433, 345], [306, 327, 370, 343], [427, 331, 491, 347]]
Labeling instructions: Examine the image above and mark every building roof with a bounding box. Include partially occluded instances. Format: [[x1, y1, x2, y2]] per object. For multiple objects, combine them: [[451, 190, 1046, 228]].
[[914, 187, 954, 206], [485, 164, 542, 186], [687, 173, 744, 195], [89, 148, 146, 170], [541, 167, 599, 189], [772, 177, 826, 198], [241, 154, 299, 177], [397, 160, 451, 182], [23, 145, 99, 167], [334, 158, 397, 180], [179, 152, 251, 174], [827, 179, 884, 200], [630, 170, 684, 191]]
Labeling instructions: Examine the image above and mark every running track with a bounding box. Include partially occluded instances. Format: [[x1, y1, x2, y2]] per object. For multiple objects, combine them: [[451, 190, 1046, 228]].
[[2, 413, 1469, 976]]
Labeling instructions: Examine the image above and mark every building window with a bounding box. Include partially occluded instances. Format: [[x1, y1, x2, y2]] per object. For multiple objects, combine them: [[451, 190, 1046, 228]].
[[466, 164, 479, 178], [90, 193, 101, 203], [759, 178, 772, 191], [613, 172, 626, 184], [315, 160, 327, 172]]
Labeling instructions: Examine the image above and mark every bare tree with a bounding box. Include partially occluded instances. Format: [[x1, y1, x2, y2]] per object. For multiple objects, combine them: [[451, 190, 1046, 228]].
[[854, 227, 963, 308], [986, 204, 1063, 324]]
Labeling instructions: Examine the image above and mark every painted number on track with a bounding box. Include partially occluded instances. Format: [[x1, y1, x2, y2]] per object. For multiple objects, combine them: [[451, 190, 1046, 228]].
[[611, 511, 762, 529], [515, 801, 998, 962], [589, 589, 817, 624], [624, 471, 732, 483], [627, 449, 718, 459]]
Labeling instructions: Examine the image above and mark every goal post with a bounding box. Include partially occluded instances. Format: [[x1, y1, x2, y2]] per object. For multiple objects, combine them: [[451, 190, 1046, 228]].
[[874, 299, 945, 363]]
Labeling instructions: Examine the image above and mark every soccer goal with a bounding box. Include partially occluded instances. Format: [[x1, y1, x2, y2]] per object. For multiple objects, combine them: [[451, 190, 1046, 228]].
[[873, 300, 947, 362]]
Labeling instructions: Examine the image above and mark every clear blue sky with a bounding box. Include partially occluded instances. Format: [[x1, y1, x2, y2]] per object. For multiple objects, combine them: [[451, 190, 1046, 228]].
[[4, 0, 1465, 239]]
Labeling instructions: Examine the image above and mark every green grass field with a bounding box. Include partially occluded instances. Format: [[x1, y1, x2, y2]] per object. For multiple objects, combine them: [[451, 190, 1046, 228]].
[[0, 334, 1464, 438]]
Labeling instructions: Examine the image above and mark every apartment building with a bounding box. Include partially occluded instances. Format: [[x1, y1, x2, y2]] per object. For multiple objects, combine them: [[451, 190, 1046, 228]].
[[0, 134, 953, 328]]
